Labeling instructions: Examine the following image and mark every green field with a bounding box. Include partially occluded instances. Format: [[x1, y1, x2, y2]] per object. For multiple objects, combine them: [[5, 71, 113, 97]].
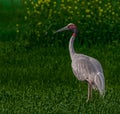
[[0, 43, 120, 113], [0, 0, 120, 114]]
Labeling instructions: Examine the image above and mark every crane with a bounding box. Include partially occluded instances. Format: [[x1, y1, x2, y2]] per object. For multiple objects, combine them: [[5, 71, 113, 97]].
[[55, 23, 105, 102]]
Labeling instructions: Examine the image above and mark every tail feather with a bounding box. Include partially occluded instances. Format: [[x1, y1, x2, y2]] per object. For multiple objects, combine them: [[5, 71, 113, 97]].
[[94, 72, 105, 96]]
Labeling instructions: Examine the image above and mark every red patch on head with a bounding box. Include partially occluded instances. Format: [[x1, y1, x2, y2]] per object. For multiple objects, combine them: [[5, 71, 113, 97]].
[[68, 24, 76, 29]]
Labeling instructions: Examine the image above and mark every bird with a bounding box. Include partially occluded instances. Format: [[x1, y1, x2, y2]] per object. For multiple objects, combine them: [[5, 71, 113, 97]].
[[54, 23, 105, 102]]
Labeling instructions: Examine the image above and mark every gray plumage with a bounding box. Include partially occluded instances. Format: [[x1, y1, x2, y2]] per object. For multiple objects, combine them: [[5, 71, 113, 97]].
[[55, 23, 105, 101]]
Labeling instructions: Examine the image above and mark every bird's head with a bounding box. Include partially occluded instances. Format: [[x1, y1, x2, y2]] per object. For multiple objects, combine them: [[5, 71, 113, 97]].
[[54, 23, 78, 34]]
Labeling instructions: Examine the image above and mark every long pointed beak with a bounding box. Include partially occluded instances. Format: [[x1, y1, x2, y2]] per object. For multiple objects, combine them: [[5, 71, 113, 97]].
[[54, 26, 68, 34]]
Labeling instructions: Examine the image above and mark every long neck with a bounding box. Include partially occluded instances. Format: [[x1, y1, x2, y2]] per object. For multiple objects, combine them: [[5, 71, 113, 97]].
[[69, 33, 76, 60]]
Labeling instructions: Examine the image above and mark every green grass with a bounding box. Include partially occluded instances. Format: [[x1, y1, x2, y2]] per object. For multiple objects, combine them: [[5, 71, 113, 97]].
[[0, 42, 120, 113]]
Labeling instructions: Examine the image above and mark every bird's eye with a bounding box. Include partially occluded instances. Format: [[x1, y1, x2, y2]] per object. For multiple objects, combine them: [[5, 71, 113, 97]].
[[68, 25, 70, 28], [68, 25, 72, 29], [68, 25, 76, 29]]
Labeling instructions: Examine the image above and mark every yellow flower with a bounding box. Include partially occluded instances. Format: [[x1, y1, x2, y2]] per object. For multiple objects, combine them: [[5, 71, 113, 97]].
[[61, 4, 65, 8], [109, 5, 112, 9], [34, 10, 37, 13], [70, 11, 73, 14], [91, 5, 93, 9], [99, 7, 103, 13], [74, 1, 77, 4], [109, 10, 112, 13], [99, 12, 102, 16], [112, 12, 115, 15], [36, 11, 40, 14], [37, 22, 42, 26], [82, 15, 85, 18], [77, 11, 80, 15], [67, 0, 71, 2], [81, 1, 85, 5], [16, 24, 19, 27], [53, 1, 56, 4], [68, 6, 71, 9], [41, 5, 44, 10], [86, 9, 90, 13], [54, 10, 57, 14], [86, 15, 91, 18], [31, 1, 34, 5], [75, 6, 78, 10], [37, 34, 40, 37], [38, 1, 41, 5], [53, 1, 56, 7], [88, 2, 90, 5], [108, 3, 111, 5], [58, 11, 60, 15], [49, 9, 53, 17], [27, 10, 30, 15], [99, 1, 102, 4], [78, 21, 80, 24], [24, 1, 27, 5], [35, 3, 38, 7], [46, 0, 50, 3], [91, 12, 94, 15], [16, 30, 19, 33], [24, 16, 27, 20]]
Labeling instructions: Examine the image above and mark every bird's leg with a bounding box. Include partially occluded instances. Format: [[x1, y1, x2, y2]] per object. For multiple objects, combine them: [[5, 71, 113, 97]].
[[86, 82, 92, 102], [89, 83, 92, 99]]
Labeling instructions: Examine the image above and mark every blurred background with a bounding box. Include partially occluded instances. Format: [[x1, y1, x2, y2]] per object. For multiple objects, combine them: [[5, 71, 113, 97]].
[[0, 0, 120, 46], [0, 0, 24, 41]]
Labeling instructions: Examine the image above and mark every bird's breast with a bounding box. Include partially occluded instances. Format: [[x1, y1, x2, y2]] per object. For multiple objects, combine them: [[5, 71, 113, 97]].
[[71, 61, 88, 81]]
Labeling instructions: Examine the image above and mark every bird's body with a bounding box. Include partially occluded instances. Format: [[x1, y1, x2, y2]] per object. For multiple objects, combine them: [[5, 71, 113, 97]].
[[71, 53, 104, 93], [55, 23, 105, 101], [71, 53, 103, 81]]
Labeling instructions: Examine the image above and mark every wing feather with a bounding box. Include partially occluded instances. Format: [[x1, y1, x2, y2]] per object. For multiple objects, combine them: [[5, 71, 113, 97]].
[[71, 54, 103, 81]]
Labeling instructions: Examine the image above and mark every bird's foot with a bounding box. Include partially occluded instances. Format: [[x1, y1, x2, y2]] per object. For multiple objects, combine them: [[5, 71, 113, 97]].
[[86, 99, 89, 103], [86, 97, 92, 103]]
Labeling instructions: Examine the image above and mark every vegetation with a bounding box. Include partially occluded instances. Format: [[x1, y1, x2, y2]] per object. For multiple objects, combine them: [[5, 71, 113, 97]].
[[0, 43, 120, 113], [0, 0, 120, 113], [22, 0, 120, 46]]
